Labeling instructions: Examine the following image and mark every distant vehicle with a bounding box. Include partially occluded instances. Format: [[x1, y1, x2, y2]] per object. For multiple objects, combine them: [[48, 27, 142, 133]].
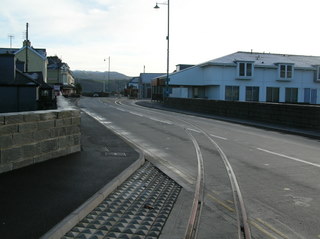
[[93, 93, 99, 97]]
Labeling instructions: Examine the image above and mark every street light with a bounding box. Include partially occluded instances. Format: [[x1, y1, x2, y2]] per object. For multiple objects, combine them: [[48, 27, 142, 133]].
[[104, 57, 111, 93], [154, 1, 170, 99]]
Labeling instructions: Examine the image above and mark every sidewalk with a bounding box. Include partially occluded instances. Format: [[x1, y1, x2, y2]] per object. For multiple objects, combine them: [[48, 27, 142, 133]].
[[0, 111, 143, 239], [136, 100, 320, 139]]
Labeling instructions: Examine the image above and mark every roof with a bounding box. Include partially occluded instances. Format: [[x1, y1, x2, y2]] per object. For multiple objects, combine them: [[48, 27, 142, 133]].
[[140, 73, 165, 83], [0, 47, 47, 60], [129, 77, 140, 84], [200, 51, 320, 69], [14, 70, 39, 86], [0, 48, 18, 54], [14, 70, 52, 89], [47, 56, 63, 69], [25, 72, 52, 89]]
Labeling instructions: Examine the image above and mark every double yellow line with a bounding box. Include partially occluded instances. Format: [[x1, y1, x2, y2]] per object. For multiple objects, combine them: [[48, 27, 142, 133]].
[[249, 218, 288, 239], [207, 193, 288, 239]]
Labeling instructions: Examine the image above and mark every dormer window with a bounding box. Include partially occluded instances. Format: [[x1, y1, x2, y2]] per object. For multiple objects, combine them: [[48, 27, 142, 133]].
[[237, 62, 254, 79], [316, 66, 320, 82], [278, 64, 294, 80]]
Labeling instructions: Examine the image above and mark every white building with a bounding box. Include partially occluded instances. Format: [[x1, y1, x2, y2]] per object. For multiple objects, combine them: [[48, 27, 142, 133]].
[[169, 51, 320, 104], [138, 73, 165, 98]]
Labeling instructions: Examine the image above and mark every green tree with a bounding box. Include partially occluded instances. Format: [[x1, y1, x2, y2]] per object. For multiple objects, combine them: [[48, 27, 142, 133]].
[[75, 83, 82, 94]]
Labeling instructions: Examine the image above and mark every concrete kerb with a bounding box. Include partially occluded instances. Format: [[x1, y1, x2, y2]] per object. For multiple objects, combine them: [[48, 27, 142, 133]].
[[40, 152, 145, 239]]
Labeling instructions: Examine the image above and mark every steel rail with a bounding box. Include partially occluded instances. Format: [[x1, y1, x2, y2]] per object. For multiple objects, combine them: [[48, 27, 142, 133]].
[[205, 134, 251, 239], [108, 99, 252, 238], [177, 118, 252, 239], [109, 99, 206, 238], [184, 129, 205, 239]]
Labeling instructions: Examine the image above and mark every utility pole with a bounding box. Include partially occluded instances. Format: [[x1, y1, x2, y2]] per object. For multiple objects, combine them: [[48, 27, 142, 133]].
[[8, 35, 14, 48], [103, 57, 111, 93], [108, 56, 110, 92], [25, 22, 29, 72]]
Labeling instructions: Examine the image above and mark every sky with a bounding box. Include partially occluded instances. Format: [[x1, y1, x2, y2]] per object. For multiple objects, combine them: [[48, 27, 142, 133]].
[[1, 0, 320, 77]]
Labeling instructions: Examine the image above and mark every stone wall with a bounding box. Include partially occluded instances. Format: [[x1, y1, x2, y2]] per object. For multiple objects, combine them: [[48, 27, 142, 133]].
[[164, 98, 320, 130], [0, 109, 81, 174]]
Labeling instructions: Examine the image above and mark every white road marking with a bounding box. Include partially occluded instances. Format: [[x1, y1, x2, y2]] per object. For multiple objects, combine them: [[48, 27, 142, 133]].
[[148, 117, 173, 125], [257, 148, 320, 168], [111, 104, 173, 125], [186, 128, 228, 140], [129, 111, 144, 117], [83, 108, 195, 188], [101, 121, 112, 124], [209, 134, 228, 140], [186, 128, 201, 133]]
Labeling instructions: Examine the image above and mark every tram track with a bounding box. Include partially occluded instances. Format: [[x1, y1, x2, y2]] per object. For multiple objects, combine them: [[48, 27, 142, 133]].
[[110, 98, 252, 239], [77, 97, 316, 238], [184, 129, 205, 239]]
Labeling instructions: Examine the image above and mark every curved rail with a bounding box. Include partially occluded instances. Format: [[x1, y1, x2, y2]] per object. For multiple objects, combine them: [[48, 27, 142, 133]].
[[184, 129, 205, 239], [178, 117, 252, 239], [110, 99, 252, 238], [206, 133, 251, 239]]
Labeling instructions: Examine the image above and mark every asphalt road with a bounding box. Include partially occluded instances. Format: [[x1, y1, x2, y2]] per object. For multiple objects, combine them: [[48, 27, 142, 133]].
[[79, 97, 320, 239]]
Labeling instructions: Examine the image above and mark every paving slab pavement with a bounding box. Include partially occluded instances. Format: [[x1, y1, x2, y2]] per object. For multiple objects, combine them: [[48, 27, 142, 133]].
[[0, 111, 143, 239]]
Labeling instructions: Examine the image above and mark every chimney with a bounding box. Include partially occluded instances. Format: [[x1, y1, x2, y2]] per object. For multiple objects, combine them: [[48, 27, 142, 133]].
[[23, 40, 31, 47]]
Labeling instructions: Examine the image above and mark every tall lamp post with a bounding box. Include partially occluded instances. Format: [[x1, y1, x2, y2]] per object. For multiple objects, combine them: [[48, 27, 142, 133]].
[[154, 1, 170, 99], [104, 57, 110, 93]]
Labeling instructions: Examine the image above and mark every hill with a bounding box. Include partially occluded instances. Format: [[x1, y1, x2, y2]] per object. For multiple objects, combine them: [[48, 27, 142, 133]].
[[72, 70, 131, 93], [73, 70, 131, 81]]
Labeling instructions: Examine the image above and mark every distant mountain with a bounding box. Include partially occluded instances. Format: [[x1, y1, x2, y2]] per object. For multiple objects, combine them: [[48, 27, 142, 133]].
[[72, 70, 131, 93], [73, 70, 131, 81]]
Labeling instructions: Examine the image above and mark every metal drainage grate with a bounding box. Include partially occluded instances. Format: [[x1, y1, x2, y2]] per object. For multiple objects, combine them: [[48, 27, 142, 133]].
[[63, 162, 182, 239]]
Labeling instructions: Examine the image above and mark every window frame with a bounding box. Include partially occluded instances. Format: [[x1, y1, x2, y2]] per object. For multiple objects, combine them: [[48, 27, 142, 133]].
[[266, 87, 280, 103], [236, 61, 254, 79], [245, 86, 259, 102], [316, 66, 320, 81], [278, 64, 294, 80], [225, 85, 239, 101], [285, 87, 298, 103]]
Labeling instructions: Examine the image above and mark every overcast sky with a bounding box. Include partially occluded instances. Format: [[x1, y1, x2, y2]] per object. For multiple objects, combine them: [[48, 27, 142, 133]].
[[0, 0, 319, 76]]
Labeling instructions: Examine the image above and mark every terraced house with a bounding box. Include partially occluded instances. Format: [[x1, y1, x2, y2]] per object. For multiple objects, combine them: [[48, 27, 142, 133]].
[[47, 56, 75, 96], [0, 40, 55, 113], [168, 51, 320, 104]]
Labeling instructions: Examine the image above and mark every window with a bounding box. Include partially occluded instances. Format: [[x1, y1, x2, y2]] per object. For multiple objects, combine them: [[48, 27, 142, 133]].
[[304, 88, 317, 104], [279, 64, 293, 80], [237, 62, 253, 78], [225, 86, 239, 101], [193, 87, 199, 98], [41, 90, 49, 97], [316, 66, 320, 81], [285, 88, 298, 103], [246, 86, 259, 101], [266, 87, 279, 102]]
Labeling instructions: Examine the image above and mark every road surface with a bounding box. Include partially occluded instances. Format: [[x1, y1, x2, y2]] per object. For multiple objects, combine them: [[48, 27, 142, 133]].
[[78, 97, 320, 239]]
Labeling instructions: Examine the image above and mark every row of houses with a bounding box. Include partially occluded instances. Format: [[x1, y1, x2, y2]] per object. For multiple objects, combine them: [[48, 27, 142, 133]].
[[0, 40, 76, 113], [151, 51, 320, 104]]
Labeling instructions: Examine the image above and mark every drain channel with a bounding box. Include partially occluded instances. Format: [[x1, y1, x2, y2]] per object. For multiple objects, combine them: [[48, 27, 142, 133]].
[[63, 162, 181, 239]]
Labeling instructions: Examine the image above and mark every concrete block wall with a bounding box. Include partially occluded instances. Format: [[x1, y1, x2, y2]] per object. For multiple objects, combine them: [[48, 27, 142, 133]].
[[0, 109, 81, 174], [164, 98, 320, 130]]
